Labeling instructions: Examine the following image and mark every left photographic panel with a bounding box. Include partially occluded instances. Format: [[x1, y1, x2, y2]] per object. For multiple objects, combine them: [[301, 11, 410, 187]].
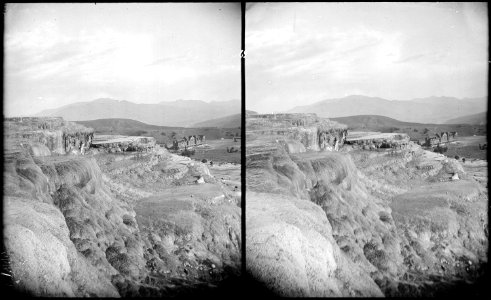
[[3, 3, 241, 297]]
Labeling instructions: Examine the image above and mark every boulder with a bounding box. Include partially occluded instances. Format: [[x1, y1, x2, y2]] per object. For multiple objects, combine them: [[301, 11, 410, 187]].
[[196, 176, 205, 184]]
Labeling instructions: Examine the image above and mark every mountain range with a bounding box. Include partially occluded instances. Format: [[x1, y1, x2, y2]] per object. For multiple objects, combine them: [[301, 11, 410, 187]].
[[34, 96, 486, 127], [288, 95, 487, 124], [35, 98, 240, 127]]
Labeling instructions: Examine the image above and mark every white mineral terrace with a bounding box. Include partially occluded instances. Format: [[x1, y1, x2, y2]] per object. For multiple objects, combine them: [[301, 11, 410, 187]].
[[346, 131, 408, 141], [92, 135, 154, 145]]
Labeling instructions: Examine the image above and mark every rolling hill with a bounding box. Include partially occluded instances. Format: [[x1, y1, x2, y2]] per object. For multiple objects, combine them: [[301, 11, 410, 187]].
[[445, 112, 487, 125], [77, 118, 164, 130], [330, 115, 415, 129], [35, 98, 240, 127], [191, 110, 257, 128], [192, 113, 241, 128], [288, 95, 487, 124]]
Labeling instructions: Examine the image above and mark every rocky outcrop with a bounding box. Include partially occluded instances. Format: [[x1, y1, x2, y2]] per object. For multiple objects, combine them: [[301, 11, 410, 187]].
[[96, 146, 241, 296], [91, 135, 156, 153], [247, 113, 348, 153], [345, 132, 410, 149], [4, 148, 235, 296], [170, 135, 206, 151], [4, 117, 94, 155], [247, 191, 383, 297], [3, 152, 121, 296]]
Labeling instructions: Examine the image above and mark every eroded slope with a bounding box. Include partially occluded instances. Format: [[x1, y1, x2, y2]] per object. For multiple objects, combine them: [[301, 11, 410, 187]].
[[3, 118, 241, 296], [246, 114, 488, 296]]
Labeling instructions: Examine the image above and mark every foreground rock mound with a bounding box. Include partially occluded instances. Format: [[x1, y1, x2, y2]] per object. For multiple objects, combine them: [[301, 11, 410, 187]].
[[3, 117, 241, 296], [4, 153, 119, 296], [247, 192, 383, 297], [246, 113, 488, 297], [4, 117, 94, 155]]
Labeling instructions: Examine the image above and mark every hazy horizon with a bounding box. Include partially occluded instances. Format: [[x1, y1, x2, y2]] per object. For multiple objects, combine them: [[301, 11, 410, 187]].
[[248, 94, 488, 114], [32, 97, 241, 115], [246, 2, 488, 113], [4, 3, 241, 117]]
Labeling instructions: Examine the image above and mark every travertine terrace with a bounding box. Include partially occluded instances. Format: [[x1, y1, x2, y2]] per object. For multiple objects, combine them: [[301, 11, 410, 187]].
[[247, 113, 348, 155], [91, 135, 156, 153], [246, 113, 488, 297], [345, 131, 411, 149], [3, 117, 241, 296], [4, 117, 94, 156]]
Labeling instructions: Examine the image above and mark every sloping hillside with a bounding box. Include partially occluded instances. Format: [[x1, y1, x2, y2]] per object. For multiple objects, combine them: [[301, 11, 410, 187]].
[[288, 95, 486, 124], [331, 115, 414, 129], [192, 113, 241, 128], [445, 112, 487, 125], [76, 118, 164, 132], [35, 98, 240, 127]]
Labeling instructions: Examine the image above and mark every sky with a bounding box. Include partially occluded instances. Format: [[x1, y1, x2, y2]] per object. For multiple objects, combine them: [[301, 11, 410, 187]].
[[4, 3, 240, 117], [246, 2, 488, 113]]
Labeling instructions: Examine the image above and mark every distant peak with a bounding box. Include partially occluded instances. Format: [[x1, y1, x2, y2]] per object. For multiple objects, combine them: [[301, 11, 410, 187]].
[[159, 99, 206, 105], [92, 98, 117, 103], [344, 94, 367, 98], [175, 99, 205, 103], [91, 98, 136, 105]]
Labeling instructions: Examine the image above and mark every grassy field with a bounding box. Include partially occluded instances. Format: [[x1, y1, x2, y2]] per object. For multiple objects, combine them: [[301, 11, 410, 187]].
[[191, 139, 241, 164], [444, 136, 487, 161]]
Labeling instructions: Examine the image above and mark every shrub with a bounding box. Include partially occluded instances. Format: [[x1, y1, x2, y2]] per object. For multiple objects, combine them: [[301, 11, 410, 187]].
[[108, 253, 134, 276], [129, 130, 147, 136], [181, 148, 195, 157], [363, 241, 389, 271], [122, 214, 136, 227], [433, 145, 448, 154], [379, 211, 391, 223]]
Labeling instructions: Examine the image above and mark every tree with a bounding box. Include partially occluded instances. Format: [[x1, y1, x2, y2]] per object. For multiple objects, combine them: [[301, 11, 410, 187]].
[[423, 128, 430, 134]]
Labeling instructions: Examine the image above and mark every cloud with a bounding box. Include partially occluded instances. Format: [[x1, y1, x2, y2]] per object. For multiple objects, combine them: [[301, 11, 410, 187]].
[[4, 3, 240, 117], [246, 3, 488, 113]]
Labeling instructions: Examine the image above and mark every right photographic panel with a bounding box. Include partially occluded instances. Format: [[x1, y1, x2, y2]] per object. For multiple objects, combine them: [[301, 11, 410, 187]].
[[245, 2, 488, 297]]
